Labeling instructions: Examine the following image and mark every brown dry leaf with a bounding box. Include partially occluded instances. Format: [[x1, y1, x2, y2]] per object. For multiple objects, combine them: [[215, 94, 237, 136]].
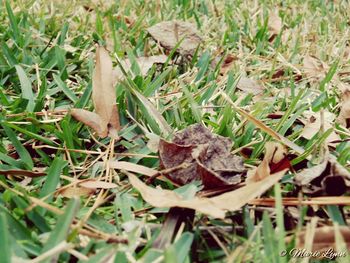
[[71, 45, 120, 138], [0, 168, 46, 177], [301, 111, 340, 144], [236, 77, 264, 95], [246, 142, 289, 183], [268, 12, 283, 36], [296, 226, 350, 252], [303, 55, 328, 80], [295, 157, 350, 196], [147, 20, 202, 56], [210, 169, 287, 211], [159, 124, 245, 188], [113, 55, 168, 82], [128, 169, 286, 219], [336, 90, 350, 128], [79, 180, 117, 189]]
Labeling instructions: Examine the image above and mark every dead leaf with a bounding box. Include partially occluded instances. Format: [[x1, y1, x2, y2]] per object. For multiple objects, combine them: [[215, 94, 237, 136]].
[[147, 20, 202, 56], [127, 169, 286, 219], [59, 186, 95, 198], [159, 124, 245, 188], [296, 225, 350, 252], [212, 54, 238, 76], [336, 90, 350, 128], [237, 77, 264, 95], [113, 55, 168, 82], [128, 172, 226, 218], [295, 157, 350, 196], [79, 180, 117, 189], [301, 111, 340, 144], [0, 168, 46, 177], [303, 55, 328, 80], [246, 142, 289, 183], [268, 12, 283, 36], [71, 45, 120, 138]]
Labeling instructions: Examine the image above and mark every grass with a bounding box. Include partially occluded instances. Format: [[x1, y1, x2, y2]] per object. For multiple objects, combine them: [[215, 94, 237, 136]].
[[0, 0, 350, 262]]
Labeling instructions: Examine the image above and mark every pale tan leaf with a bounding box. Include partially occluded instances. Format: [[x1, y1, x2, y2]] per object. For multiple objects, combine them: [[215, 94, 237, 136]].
[[336, 90, 350, 128], [113, 55, 168, 81], [146, 133, 160, 153], [237, 77, 264, 95], [301, 111, 340, 144], [294, 159, 328, 186], [71, 46, 120, 138], [128, 173, 226, 218], [210, 169, 287, 211], [109, 161, 158, 177], [147, 20, 202, 56], [93, 46, 120, 136], [59, 186, 95, 198], [303, 55, 328, 79], [127, 169, 285, 218], [268, 12, 282, 36], [79, 180, 118, 189], [71, 109, 105, 137]]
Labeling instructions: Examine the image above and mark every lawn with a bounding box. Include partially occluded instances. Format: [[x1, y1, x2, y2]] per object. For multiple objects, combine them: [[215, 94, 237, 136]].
[[0, 0, 350, 262]]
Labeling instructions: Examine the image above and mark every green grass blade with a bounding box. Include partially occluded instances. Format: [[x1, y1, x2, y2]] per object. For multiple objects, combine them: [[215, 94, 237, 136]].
[[15, 65, 35, 112], [1, 124, 33, 170], [41, 198, 79, 260], [53, 74, 78, 102], [39, 157, 67, 200], [0, 212, 12, 263]]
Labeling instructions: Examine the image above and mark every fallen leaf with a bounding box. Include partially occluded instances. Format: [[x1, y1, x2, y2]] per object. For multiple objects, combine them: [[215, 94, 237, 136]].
[[237, 77, 264, 95], [128, 172, 226, 218], [212, 54, 238, 76], [268, 12, 283, 36], [147, 20, 202, 56], [336, 89, 350, 128], [303, 55, 328, 80], [59, 186, 95, 198], [113, 55, 168, 82], [295, 157, 350, 196], [301, 111, 340, 144], [71, 45, 120, 138], [246, 142, 290, 183], [79, 180, 118, 189], [109, 161, 158, 177], [127, 169, 286, 219], [159, 124, 245, 188], [296, 225, 350, 252], [0, 168, 46, 177]]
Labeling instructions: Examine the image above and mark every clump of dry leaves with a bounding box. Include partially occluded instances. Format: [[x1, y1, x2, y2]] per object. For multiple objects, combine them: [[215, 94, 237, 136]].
[[159, 124, 245, 187]]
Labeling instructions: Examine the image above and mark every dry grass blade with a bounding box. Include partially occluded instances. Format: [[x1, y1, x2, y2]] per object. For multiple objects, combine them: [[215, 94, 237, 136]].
[[220, 91, 305, 154], [250, 196, 350, 206]]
